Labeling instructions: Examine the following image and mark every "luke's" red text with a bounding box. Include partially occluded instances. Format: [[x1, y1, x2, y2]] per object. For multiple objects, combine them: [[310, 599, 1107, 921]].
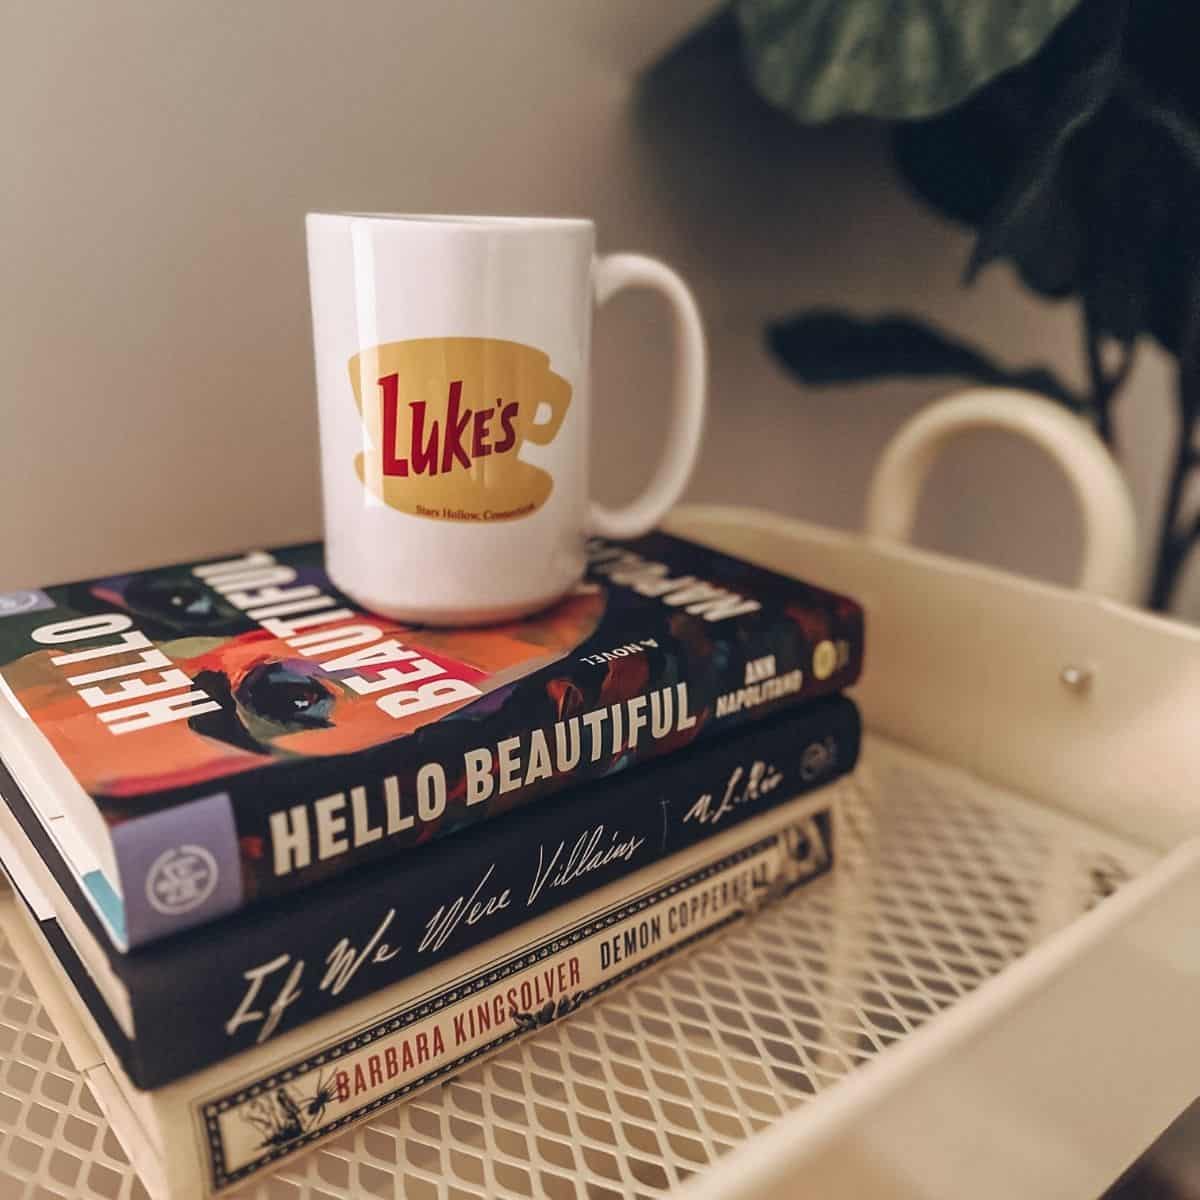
[[379, 376, 518, 477]]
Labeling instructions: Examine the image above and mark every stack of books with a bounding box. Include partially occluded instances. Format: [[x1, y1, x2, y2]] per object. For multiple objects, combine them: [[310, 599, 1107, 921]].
[[0, 530, 864, 1197]]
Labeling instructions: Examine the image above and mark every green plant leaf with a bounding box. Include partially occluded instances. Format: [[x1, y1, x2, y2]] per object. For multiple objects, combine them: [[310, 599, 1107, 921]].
[[966, 0, 1128, 288], [891, 0, 1200, 357], [768, 311, 1083, 408], [735, 0, 1085, 123]]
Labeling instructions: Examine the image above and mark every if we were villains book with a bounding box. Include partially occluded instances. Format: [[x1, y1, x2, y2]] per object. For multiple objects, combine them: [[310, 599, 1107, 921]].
[[0, 531, 864, 949]]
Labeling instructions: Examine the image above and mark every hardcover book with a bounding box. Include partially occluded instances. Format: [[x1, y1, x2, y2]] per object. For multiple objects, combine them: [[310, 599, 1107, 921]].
[[0, 697, 858, 1087], [0, 531, 863, 949], [0, 790, 839, 1200]]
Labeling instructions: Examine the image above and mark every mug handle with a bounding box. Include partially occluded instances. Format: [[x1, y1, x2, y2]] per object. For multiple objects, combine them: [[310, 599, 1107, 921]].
[[589, 253, 707, 539], [864, 387, 1139, 601]]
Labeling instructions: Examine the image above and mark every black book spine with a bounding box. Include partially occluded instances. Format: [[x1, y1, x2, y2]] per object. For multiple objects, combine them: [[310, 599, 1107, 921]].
[[209, 593, 863, 913], [63, 697, 857, 1087]]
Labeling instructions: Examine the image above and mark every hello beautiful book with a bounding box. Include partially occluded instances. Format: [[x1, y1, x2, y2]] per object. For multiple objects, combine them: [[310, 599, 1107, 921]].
[[0, 530, 863, 949]]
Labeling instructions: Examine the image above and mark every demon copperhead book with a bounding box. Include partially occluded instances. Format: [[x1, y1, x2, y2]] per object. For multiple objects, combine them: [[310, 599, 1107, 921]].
[[0, 531, 863, 948]]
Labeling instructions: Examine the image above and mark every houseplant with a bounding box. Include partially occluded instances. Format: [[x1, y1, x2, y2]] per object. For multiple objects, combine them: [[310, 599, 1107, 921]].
[[739, 0, 1200, 611]]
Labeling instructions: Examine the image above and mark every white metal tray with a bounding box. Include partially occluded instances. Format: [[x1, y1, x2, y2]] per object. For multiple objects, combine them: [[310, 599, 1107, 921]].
[[4, 502, 1200, 1200]]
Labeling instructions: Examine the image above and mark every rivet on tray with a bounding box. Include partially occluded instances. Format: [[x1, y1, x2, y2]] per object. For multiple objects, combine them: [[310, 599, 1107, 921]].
[[1060, 665, 1092, 694]]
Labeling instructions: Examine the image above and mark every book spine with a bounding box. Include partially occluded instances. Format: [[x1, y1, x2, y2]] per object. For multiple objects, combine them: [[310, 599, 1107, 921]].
[[123, 699, 858, 1085], [196, 816, 832, 1193], [226, 617, 858, 910], [115, 582, 862, 944]]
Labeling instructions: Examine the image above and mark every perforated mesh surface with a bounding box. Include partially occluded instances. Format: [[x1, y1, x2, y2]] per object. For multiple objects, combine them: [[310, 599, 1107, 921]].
[[0, 737, 1155, 1199]]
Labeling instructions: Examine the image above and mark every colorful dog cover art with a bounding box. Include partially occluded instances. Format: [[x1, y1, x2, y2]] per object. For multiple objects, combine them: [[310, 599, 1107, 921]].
[[0, 532, 864, 947]]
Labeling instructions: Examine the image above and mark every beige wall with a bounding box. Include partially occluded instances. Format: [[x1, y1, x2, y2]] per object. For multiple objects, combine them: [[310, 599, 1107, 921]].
[[1, 2, 1178, 611]]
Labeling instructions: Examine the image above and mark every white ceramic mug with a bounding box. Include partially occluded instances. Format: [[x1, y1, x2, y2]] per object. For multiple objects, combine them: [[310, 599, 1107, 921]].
[[305, 212, 707, 625]]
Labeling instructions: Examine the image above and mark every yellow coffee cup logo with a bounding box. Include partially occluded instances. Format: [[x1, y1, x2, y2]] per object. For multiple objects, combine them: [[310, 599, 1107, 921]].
[[348, 338, 572, 522]]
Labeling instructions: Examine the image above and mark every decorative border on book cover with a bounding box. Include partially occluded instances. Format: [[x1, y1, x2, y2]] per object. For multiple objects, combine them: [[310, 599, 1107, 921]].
[[197, 814, 832, 1189]]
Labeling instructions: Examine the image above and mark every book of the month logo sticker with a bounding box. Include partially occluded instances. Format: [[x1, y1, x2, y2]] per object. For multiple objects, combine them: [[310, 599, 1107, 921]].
[[112, 791, 243, 943], [347, 337, 572, 523], [145, 844, 219, 914]]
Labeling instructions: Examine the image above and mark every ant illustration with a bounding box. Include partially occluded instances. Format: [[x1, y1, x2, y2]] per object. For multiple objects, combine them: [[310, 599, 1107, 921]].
[[509, 992, 585, 1034], [300, 1068, 339, 1127], [242, 1069, 338, 1150]]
